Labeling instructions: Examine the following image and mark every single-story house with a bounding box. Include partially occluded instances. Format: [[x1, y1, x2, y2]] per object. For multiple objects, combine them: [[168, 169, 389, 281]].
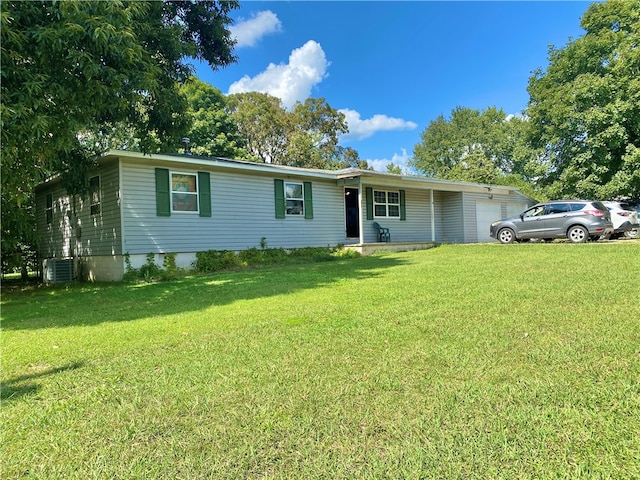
[[35, 149, 535, 281]]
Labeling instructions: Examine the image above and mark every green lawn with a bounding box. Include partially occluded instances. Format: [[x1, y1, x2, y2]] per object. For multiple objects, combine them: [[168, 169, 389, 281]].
[[2, 243, 640, 479]]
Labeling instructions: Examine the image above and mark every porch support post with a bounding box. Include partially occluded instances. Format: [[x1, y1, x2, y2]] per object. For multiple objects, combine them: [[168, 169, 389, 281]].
[[430, 189, 436, 242], [358, 179, 364, 245]]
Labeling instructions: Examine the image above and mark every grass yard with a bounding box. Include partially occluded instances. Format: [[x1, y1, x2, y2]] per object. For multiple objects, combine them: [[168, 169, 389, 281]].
[[2, 242, 640, 479]]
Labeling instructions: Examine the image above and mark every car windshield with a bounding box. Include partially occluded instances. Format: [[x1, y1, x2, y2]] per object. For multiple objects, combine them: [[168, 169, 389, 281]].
[[523, 205, 545, 218]]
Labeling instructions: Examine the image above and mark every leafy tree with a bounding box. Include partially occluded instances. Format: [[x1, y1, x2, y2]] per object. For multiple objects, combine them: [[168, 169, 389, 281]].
[[227, 92, 368, 169], [180, 77, 247, 159], [226, 92, 291, 164], [288, 97, 349, 167], [411, 106, 538, 186], [386, 163, 404, 175], [1, 0, 238, 271], [333, 146, 370, 170], [526, 0, 640, 199]]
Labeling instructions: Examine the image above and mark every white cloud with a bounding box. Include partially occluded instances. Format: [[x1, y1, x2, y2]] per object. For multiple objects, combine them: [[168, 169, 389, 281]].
[[367, 148, 414, 173], [227, 40, 329, 109], [505, 112, 527, 122], [339, 109, 418, 141], [230, 10, 282, 48]]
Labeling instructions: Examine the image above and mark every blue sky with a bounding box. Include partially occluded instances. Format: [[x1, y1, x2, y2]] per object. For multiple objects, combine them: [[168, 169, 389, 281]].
[[192, 1, 592, 172]]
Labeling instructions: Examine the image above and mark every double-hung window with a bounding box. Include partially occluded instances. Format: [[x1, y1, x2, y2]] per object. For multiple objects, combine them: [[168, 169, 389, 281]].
[[171, 172, 199, 213], [274, 179, 313, 219], [89, 176, 101, 215], [285, 182, 304, 215], [155, 169, 210, 217], [374, 190, 400, 218]]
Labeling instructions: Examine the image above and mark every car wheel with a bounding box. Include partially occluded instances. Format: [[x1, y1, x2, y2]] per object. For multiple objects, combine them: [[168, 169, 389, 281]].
[[567, 225, 588, 243], [498, 228, 516, 244], [624, 228, 638, 239]]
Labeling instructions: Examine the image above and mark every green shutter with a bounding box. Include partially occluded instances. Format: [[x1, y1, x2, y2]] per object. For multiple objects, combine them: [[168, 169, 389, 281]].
[[155, 168, 170, 217], [365, 187, 373, 220], [400, 189, 406, 221], [198, 172, 211, 217], [274, 179, 285, 219], [303, 181, 313, 219]]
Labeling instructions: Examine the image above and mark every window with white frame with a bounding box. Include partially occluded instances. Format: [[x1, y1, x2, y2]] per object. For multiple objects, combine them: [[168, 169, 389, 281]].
[[89, 175, 101, 215], [373, 190, 400, 217], [285, 182, 304, 215], [171, 172, 199, 212]]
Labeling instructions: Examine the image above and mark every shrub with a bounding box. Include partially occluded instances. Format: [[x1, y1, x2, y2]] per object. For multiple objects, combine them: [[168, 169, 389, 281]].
[[238, 247, 263, 266], [160, 253, 187, 280], [261, 247, 288, 264], [332, 247, 360, 259], [288, 246, 334, 262], [125, 244, 360, 282], [123, 252, 186, 283], [194, 250, 241, 273], [138, 253, 162, 282]]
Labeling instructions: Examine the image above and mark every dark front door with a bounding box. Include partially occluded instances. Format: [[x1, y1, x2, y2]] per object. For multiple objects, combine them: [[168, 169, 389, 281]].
[[345, 188, 359, 238]]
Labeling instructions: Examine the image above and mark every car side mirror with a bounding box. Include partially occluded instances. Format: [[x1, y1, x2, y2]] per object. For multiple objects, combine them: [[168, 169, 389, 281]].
[[520, 214, 524, 221]]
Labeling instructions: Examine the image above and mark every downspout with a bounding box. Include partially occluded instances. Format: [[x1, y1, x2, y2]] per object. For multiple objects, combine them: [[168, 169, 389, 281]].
[[430, 189, 435, 242], [118, 157, 126, 279], [71, 193, 80, 280]]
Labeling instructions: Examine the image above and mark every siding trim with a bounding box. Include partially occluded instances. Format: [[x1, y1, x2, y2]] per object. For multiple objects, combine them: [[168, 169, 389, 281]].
[[119, 158, 126, 256]]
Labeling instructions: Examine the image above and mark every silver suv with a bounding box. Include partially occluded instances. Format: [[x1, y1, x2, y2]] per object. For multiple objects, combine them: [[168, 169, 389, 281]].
[[489, 200, 614, 244]]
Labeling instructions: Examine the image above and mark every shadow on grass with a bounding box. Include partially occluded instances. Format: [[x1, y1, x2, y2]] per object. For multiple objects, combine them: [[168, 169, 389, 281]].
[[1, 362, 84, 403], [1, 254, 408, 331]]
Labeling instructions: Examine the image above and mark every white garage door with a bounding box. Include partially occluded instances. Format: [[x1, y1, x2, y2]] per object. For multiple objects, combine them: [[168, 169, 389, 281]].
[[476, 201, 502, 242]]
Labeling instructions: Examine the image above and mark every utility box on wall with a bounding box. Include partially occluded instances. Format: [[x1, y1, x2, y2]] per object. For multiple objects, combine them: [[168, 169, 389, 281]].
[[43, 258, 74, 283]]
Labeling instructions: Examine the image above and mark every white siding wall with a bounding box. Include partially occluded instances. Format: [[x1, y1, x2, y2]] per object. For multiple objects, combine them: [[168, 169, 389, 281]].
[[120, 161, 349, 254]]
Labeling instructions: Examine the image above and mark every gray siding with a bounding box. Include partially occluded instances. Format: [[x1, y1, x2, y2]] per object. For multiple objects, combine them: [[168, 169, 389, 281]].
[[361, 187, 433, 243], [36, 182, 73, 258], [35, 151, 539, 266], [35, 160, 122, 258], [506, 191, 535, 217], [120, 161, 349, 254], [463, 191, 535, 243], [439, 191, 465, 243], [77, 160, 122, 256], [463, 192, 499, 243]]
